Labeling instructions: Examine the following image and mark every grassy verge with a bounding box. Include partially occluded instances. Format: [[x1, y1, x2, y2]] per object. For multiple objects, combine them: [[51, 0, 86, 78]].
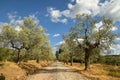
[[19, 60, 53, 75], [0, 61, 26, 80], [0, 61, 54, 80], [66, 63, 120, 80]]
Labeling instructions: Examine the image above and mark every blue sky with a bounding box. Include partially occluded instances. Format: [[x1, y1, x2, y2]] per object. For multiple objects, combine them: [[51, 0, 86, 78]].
[[0, 0, 120, 54], [0, 0, 74, 46]]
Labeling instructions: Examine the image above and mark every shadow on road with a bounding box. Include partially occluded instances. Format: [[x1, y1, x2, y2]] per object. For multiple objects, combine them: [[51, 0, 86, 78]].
[[35, 68, 79, 74], [30, 62, 82, 75]]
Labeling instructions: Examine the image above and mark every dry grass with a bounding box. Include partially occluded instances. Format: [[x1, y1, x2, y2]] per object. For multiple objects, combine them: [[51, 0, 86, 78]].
[[0, 61, 26, 80], [19, 60, 53, 74], [66, 63, 120, 80], [0, 61, 53, 80]]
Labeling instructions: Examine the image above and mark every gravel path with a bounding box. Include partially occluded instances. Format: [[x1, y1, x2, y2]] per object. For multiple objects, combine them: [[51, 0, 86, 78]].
[[27, 61, 90, 80]]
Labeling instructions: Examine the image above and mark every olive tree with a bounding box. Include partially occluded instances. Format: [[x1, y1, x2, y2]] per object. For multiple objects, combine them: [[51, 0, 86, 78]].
[[67, 14, 117, 70], [58, 43, 70, 64], [1, 17, 53, 63]]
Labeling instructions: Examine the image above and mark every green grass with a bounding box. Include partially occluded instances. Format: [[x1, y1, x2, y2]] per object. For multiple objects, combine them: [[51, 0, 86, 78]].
[[108, 71, 120, 77], [96, 64, 120, 77]]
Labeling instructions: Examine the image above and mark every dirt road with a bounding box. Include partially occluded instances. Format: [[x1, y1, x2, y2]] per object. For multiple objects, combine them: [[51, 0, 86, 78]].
[[27, 61, 90, 80]]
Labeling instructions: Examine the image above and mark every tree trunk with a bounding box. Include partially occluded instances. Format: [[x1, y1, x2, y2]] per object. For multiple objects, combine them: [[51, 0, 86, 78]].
[[70, 56, 73, 66], [36, 58, 39, 63], [17, 50, 21, 64], [84, 48, 90, 70]]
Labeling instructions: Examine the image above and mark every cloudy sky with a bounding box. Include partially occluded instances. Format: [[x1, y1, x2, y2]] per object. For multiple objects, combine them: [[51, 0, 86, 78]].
[[0, 0, 120, 54]]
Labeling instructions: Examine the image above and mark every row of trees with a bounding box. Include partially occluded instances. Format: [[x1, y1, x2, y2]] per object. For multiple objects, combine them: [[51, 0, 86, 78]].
[[0, 17, 55, 63], [99, 55, 120, 65], [57, 14, 118, 70]]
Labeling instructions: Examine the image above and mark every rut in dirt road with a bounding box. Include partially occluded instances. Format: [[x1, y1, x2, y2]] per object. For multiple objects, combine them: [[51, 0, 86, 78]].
[[27, 61, 90, 80]]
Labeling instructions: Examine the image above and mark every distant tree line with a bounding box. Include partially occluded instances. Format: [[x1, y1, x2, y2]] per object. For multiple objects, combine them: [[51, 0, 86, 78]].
[[98, 55, 120, 66]]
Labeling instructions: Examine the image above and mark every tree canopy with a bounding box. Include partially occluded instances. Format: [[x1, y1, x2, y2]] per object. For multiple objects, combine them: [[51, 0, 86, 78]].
[[0, 17, 55, 63], [61, 14, 117, 70]]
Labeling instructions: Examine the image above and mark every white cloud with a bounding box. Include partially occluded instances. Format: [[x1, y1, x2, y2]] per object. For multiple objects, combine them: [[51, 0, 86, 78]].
[[47, 0, 100, 22], [48, 8, 61, 18], [0, 22, 21, 32], [94, 21, 118, 32], [52, 46, 58, 53], [53, 34, 60, 37], [7, 13, 16, 21], [116, 37, 120, 41], [100, 0, 120, 21], [17, 19, 23, 24], [1, 12, 41, 33], [47, 0, 120, 23], [61, 18, 67, 24], [73, 38, 84, 43], [78, 38, 84, 42], [6, 12, 42, 32], [15, 26, 21, 32], [47, 7, 67, 24], [7, 13, 23, 26], [0, 13, 23, 33], [111, 26, 118, 31], [94, 21, 103, 31], [55, 41, 65, 46], [53, 41, 65, 53], [7, 12, 40, 27], [68, 3, 74, 9], [67, 0, 100, 17], [110, 44, 120, 55]]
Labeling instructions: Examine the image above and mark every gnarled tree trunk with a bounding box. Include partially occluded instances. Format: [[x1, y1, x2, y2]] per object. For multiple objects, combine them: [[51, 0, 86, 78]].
[[17, 50, 21, 64], [84, 48, 90, 70]]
